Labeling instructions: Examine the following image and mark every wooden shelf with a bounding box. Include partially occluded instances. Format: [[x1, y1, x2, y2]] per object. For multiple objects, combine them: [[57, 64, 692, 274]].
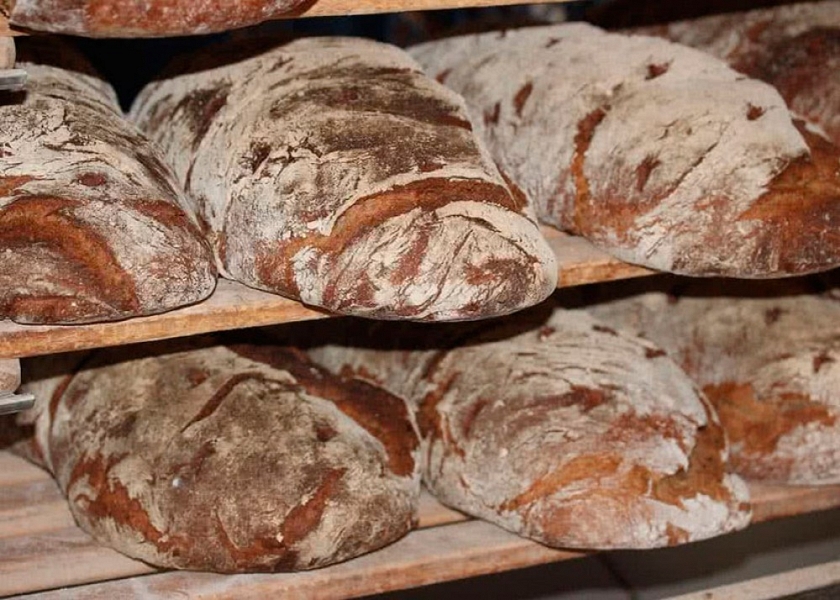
[[300, 0, 571, 18], [0, 227, 652, 360], [2, 450, 839, 598]]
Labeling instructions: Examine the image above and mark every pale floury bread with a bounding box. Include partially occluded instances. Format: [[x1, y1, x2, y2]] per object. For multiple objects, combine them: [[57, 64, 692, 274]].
[[634, 1, 840, 146], [131, 37, 557, 322], [301, 307, 752, 550], [18, 339, 422, 572], [410, 24, 840, 278], [586, 277, 840, 485], [0, 40, 216, 324]]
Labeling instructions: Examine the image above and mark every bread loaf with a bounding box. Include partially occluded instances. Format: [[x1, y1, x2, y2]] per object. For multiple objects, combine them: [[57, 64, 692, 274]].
[[635, 1, 840, 146], [410, 24, 840, 278], [303, 307, 751, 549], [586, 278, 840, 485], [19, 339, 421, 572], [131, 37, 557, 322], [6, 0, 315, 37], [0, 43, 216, 324]]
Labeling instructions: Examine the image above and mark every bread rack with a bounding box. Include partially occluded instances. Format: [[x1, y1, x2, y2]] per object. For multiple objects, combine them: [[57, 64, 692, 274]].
[[2, 5, 840, 598]]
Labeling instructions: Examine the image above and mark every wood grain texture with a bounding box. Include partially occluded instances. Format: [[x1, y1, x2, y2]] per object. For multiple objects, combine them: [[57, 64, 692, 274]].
[[1, 451, 840, 598], [0, 228, 651, 359], [300, 0, 572, 17]]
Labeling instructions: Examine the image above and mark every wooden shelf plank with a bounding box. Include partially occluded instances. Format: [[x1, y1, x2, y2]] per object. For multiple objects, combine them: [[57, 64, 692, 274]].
[[300, 0, 572, 18], [0, 227, 653, 360], [18, 521, 578, 600], [0, 279, 330, 360], [2, 451, 840, 598]]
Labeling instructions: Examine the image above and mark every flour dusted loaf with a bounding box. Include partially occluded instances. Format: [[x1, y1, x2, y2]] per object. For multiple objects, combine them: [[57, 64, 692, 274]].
[[587, 278, 840, 485], [0, 41, 216, 324], [131, 37, 557, 322], [304, 307, 751, 549], [411, 24, 840, 277], [19, 339, 421, 572], [5, 0, 315, 37], [635, 1, 840, 146]]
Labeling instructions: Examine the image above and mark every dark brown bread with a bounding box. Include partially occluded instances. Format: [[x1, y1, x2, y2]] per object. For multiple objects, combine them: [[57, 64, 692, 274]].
[[0, 42, 216, 325], [303, 307, 751, 550], [6, 0, 316, 37], [411, 24, 840, 278], [131, 37, 557, 322], [19, 339, 421, 572], [633, 1, 840, 147], [586, 277, 840, 485]]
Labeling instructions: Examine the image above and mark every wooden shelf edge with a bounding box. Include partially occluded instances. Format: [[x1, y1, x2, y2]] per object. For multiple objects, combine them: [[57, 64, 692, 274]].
[[299, 0, 572, 18], [0, 227, 653, 359]]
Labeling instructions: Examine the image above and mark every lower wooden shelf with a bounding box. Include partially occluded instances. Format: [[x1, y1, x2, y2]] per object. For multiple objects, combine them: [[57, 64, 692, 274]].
[[2, 451, 840, 599], [0, 227, 652, 360]]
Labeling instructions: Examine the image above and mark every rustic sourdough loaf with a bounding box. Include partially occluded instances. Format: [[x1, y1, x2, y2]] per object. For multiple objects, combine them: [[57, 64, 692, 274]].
[[18, 339, 421, 572], [634, 1, 840, 146], [410, 24, 840, 278], [585, 277, 840, 485], [301, 307, 751, 549], [5, 0, 316, 37], [131, 37, 557, 322], [0, 41, 216, 324]]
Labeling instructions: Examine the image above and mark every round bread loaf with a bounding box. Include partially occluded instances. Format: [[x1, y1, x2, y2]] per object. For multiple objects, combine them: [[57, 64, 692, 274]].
[[304, 307, 752, 549], [587, 278, 840, 485], [131, 37, 557, 322], [0, 41, 216, 324], [410, 24, 840, 278], [20, 340, 421, 572]]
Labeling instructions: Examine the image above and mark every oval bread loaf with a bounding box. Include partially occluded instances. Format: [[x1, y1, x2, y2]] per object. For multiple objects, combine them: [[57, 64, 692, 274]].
[[19, 340, 421, 572], [586, 278, 840, 485], [0, 42, 216, 324], [410, 24, 840, 278], [6, 0, 316, 38], [303, 307, 751, 549], [131, 37, 557, 322], [635, 1, 840, 146]]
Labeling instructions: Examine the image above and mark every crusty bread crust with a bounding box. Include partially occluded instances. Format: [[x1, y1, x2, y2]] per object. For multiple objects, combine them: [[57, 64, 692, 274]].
[[304, 307, 752, 549], [132, 37, 557, 321], [20, 340, 421, 572], [587, 278, 840, 485], [0, 51, 216, 325], [411, 24, 840, 277], [636, 1, 840, 146]]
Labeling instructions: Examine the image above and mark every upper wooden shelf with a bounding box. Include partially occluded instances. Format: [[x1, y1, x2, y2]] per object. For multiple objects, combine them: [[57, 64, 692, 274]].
[[0, 227, 652, 359], [300, 0, 569, 18], [1, 451, 839, 598]]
